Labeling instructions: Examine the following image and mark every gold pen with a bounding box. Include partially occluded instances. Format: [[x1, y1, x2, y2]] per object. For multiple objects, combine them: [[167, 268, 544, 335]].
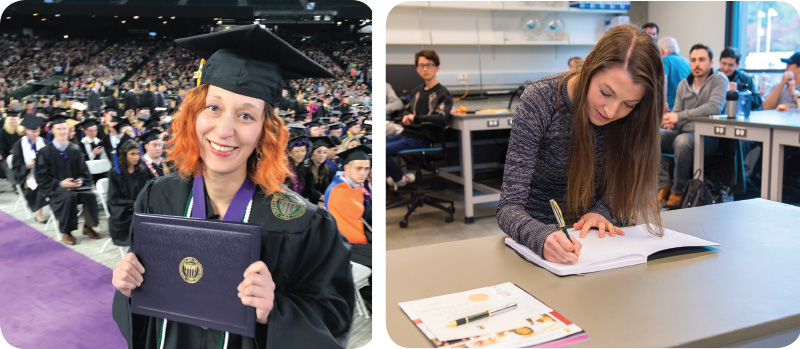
[[549, 199, 572, 243]]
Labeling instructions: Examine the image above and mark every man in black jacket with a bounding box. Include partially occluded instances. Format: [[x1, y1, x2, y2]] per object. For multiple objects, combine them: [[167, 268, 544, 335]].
[[386, 49, 453, 189], [718, 47, 762, 111]]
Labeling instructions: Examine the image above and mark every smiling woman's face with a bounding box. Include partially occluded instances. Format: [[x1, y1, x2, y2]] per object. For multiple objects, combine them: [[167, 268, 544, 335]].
[[195, 85, 265, 178]]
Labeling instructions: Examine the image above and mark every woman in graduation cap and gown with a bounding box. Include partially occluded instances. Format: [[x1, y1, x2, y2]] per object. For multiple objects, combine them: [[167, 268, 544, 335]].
[[107, 135, 154, 246], [284, 135, 314, 201], [111, 24, 354, 349], [304, 136, 336, 206]]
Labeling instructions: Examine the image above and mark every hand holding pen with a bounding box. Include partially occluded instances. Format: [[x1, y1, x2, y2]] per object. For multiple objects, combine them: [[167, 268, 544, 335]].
[[543, 199, 582, 264]]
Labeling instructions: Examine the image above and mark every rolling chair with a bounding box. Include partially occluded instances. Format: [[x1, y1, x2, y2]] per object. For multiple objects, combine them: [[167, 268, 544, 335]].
[[387, 123, 455, 227]]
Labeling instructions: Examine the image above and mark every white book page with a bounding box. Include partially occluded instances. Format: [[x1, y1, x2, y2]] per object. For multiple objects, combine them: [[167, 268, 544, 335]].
[[505, 224, 719, 275]]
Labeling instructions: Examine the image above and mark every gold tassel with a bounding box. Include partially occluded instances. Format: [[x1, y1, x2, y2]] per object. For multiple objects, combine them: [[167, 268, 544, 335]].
[[193, 59, 206, 87]]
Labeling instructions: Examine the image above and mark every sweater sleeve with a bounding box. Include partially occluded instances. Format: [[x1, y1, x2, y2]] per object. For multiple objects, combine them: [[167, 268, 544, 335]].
[[496, 82, 560, 258]]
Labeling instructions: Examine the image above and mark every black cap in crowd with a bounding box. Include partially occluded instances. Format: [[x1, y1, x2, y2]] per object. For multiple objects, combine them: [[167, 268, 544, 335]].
[[140, 129, 161, 145], [337, 144, 371, 165], [309, 136, 335, 151], [21, 115, 44, 130]]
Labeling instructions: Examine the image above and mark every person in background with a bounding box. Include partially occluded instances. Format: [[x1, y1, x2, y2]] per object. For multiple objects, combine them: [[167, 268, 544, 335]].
[[659, 44, 728, 207], [658, 37, 691, 111], [763, 52, 800, 110], [106, 136, 154, 247], [0, 103, 25, 181], [642, 22, 658, 41], [285, 135, 313, 201], [568, 57, 584, 70], [10, 115, 47, 222], [325, 145, 372, 268], [34, 115, 101, 245], [386, 49, 453, 190], [305, 136, 336, 206], [718, 47, 763, 110]]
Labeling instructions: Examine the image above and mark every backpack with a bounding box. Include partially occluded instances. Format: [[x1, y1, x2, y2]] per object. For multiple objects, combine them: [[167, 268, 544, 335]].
[[679, 169, 722, 209]]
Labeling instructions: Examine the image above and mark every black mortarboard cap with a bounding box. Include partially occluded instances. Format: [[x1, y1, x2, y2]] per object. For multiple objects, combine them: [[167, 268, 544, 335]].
[[337, 144, 371, 165], [138, 106, 150, 112], [21, 115, 44, 130], [111, 116, 124, 124], [136, 113, 150, 122], [174, 24, 333, 107], [140, 129, 161, 144], [330, 110, 342, 116], [320, 117, 331, 124], [309, 136, 334, 151], [346, 120, 359, 128], [114, 119, 133, 134], [49, 115, 68, 126], [278, 110, 291, 117], [78, 118, 100, 130], [144, 117, 162, 131], [308, 118, 322, 127], [51, 107, 68, 117], [328, 122, 343, 130], [288, 135, 308, 149], [118, 133, 137, 148]]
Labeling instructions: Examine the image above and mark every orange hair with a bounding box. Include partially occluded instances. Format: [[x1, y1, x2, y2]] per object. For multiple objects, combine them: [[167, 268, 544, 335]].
[[166, 84, 289, 195]]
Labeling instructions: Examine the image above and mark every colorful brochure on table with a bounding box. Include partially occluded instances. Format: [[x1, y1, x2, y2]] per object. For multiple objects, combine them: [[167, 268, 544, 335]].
[[399, 282, 587, 348]]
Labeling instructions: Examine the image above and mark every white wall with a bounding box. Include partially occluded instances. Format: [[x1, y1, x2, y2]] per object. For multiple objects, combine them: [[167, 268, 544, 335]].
[[647, 1, 727, 63]]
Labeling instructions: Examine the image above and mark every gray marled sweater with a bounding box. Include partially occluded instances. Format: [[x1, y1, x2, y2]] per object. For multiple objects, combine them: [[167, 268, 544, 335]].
[[497, 73, 612, 258]]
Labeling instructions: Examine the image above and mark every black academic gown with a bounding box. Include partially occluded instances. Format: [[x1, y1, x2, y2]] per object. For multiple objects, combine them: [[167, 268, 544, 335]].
[[107, 164, 154, 246], [112, 174, 354, 349], [34, 142, 99, 234], [10, 137, 47, 211], [303, 160, 335, 205]]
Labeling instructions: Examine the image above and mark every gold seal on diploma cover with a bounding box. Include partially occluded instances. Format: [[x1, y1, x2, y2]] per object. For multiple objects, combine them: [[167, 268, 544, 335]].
[[179, 257, 203, 284]]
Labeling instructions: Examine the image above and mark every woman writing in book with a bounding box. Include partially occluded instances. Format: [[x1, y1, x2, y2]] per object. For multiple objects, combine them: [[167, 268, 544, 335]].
[[111, 25, 354, 348], [497, 24, 665, 264]]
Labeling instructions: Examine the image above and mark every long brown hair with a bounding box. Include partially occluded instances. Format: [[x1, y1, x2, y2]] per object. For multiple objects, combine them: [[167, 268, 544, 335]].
[[562, 24, 664, 236], [167, 84, 290, 195]]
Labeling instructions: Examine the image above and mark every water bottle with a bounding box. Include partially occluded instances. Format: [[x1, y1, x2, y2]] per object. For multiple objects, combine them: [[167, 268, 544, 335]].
[[737, 89, 751, 119]]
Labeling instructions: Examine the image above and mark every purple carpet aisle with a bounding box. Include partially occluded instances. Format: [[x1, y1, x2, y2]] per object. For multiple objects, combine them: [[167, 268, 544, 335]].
[[0, 210, 126, 349]]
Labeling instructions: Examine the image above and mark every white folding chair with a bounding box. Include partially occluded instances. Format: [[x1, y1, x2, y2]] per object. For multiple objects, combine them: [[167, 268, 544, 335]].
[[99, 238, 126, 258], [95, 177, 110, 219], [351, 262, 371, 318], [7, 155, 32, 219]]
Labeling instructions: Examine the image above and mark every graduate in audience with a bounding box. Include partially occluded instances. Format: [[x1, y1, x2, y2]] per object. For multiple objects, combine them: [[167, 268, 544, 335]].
[[111, 24, 354, 348], [10, 115, 47, 222], [324, 145, 372, 268], [497, 24, 665, 264], [305, 136, 336, 206], [0, 103, 24, 180], [106, 135, 154, 246], [34, 115, 101, 245], [285, 135, 312, 200], [140, 129, 171, 177]]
